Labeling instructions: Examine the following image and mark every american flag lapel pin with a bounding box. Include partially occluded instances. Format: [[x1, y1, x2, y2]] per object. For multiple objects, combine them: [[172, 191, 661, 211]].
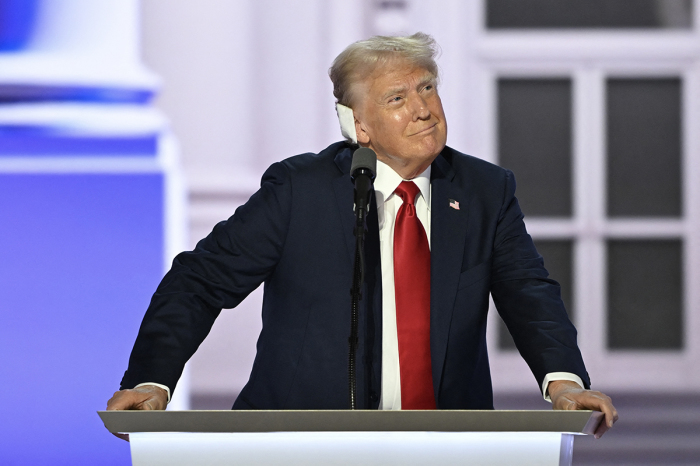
[[449, 199, 460, 210]]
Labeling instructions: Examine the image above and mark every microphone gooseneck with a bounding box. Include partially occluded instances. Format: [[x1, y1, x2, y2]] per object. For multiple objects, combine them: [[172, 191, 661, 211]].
[[348, 147, 376, 410]]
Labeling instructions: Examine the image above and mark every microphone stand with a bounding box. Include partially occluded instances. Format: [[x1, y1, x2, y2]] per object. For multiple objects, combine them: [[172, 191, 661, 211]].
[[349, 192, 368, 410], [348, 148, 375, 410]]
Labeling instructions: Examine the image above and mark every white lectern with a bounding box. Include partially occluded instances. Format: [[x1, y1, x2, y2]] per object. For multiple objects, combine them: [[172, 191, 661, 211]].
[[99, 410, 602, 466]]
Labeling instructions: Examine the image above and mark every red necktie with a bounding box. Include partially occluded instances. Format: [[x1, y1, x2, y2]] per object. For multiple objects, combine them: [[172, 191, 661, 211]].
[[393, 181, 436, 409]]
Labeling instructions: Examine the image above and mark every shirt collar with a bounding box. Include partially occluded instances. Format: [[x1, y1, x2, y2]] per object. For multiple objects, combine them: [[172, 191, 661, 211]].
[[374, 159, 431, 210]]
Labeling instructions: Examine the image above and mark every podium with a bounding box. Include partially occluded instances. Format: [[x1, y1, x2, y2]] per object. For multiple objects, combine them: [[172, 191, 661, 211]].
[[99, 410, 602, 466]]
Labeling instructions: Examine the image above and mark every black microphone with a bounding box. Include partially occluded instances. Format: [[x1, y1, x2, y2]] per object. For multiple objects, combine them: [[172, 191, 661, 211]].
[[350, 147, 377, 230]]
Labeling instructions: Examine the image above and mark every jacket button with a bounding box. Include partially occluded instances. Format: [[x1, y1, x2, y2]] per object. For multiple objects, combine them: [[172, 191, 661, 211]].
[[370, 392, 379, 402]]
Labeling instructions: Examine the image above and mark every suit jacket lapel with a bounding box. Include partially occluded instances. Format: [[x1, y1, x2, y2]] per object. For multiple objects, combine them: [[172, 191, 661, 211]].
[[363, 199, 383, 407], [332, 146, 356, 265], [430, 153, 470, 400]]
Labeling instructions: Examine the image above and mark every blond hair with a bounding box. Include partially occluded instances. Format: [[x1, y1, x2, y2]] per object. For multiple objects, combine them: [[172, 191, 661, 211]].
[[329, 32, 440, 108]]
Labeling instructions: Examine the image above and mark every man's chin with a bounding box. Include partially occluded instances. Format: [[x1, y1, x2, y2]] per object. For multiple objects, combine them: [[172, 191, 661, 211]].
[[403, 152, 443, 178], [421, 139, 446, 162]]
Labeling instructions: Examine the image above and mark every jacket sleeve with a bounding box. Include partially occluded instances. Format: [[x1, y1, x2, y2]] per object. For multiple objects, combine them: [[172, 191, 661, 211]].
[[489, 169, 590, 390], [120, 162, 292, 395]]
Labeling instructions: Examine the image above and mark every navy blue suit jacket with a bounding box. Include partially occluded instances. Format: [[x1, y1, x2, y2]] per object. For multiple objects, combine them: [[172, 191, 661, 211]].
[[121, 141, 590, 409]]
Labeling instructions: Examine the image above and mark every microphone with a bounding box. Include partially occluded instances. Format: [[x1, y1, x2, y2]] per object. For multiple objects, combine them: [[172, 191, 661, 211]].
[[350, 147, 377, 230]]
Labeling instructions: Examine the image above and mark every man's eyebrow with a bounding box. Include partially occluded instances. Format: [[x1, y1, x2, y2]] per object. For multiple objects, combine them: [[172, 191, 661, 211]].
[[417, 74, 436, 87], [380, 85, 408, 101], [379, 75, 436, 101]]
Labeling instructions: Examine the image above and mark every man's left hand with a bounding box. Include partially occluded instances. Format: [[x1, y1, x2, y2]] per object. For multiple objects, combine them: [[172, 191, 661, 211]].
[[548, 380, 618, 439]]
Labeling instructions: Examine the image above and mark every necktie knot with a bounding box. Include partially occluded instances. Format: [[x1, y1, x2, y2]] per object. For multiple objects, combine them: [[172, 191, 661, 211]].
[[395, 181, 420, 206]]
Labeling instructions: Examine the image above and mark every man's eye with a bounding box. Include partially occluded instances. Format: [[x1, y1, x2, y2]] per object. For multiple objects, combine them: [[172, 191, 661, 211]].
[[389, 96, 402, 103], [424, 84, 434, 92]]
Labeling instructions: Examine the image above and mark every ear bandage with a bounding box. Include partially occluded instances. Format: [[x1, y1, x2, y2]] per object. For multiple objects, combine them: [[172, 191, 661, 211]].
[[335, 103, 357, 145]]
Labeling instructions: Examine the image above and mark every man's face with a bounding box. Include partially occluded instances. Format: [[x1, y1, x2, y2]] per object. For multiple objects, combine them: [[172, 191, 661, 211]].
[[353, 61, 447, 179]]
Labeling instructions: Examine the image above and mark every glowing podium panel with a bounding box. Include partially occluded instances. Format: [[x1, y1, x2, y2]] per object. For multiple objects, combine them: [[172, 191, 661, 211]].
[[99, 410, 602, 466]]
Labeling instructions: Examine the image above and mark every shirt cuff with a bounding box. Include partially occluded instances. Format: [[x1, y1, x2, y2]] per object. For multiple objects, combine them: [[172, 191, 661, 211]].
[[134, 382, 171, 403], [541, 372, 584, 402]]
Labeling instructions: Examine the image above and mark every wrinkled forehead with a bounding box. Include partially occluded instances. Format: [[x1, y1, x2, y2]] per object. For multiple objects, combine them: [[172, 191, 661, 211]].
[[350, 58, 435, 105]]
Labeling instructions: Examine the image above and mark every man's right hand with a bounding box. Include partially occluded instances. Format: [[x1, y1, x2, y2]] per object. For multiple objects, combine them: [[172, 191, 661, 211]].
[[106, 385, 168, 441], [107, 384, 168, 411]]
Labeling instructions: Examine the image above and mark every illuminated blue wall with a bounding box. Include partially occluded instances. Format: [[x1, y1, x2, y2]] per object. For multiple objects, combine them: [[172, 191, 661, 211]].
[[0, 1, 180, 463], [0, 172, 164, 465]]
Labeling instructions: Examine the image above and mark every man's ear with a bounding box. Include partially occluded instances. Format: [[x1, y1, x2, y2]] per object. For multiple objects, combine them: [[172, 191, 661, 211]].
[[355, 117, 370, 145]]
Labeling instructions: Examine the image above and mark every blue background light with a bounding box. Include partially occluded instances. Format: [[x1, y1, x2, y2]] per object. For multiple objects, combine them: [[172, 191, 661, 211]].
[[0, 0, 39, 51], [0, 173, 165, 465]]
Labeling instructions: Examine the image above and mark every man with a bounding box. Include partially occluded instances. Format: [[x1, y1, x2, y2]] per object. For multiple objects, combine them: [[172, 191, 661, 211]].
[[108, 33, 617, 438]]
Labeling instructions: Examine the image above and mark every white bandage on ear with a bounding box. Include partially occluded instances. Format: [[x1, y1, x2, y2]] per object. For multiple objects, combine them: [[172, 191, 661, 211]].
[[335, 103, 358, 145]]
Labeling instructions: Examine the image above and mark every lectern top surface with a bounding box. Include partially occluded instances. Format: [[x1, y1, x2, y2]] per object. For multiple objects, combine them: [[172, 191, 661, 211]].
[[98, 410, 602, 436]]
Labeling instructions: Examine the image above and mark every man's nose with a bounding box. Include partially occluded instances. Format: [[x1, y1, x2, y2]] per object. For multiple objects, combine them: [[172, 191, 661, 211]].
[[411, 95, 431, 120]]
